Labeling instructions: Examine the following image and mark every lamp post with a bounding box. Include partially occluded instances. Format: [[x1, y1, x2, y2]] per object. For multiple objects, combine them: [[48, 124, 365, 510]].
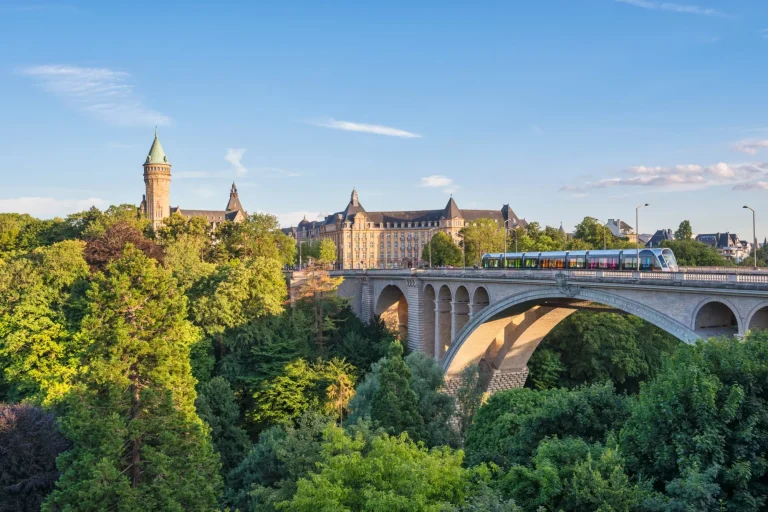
[[503, 219, 512, 268], [458, 233, 466, 269], [635, 204, 649, 270], [744, 206, 757, 269], [603, 222, 607, 250], [298, 236, 302, 270]]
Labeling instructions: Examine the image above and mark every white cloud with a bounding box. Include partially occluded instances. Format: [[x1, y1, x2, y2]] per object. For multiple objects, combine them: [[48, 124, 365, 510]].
[[225, 148, 247, 176], [732, 139, 768, 155], [615, 0, 731, 17], [19, 65, 169, 126], [309, 118, 421, 138], [420, 175, 453, 187], [0, 196, 107, 218], [562, 161, 768, 193]]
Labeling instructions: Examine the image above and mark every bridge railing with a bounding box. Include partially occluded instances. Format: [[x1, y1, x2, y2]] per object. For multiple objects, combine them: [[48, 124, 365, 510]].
[[329, 268, 768, 287]]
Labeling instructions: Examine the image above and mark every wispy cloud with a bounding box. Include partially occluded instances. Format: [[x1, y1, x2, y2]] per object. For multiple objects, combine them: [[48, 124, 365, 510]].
[[419, 175, 458, 194], [561, 161, 768, 192], [762, 29, 768, 39], [615, 0, 731, 18], [225, 148, 247, 176], [0, 196, 107, 218], [734, 181, 768, 191], [733, 140, 768, 155], [308, 118, 421, 138], [19, 65, 169, 126], [420, 175, 453, 187]]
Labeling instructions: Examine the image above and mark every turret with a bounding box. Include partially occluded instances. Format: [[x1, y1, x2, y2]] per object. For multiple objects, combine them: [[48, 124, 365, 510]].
[[142, 129, 171, 229]]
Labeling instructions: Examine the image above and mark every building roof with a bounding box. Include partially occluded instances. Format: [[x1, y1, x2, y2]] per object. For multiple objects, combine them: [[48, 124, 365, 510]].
[[225, 182, 244, 212], [327, 189, 527, 228], [696, 232, 741, 249], [645, 229, 674, 248], [145, 130, 169, 165], [444, 196, 461, 219], [171, 207, 241, 222]]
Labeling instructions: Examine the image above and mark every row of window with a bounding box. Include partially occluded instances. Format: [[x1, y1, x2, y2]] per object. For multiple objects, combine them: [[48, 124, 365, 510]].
[[485, 255, 660, 271]]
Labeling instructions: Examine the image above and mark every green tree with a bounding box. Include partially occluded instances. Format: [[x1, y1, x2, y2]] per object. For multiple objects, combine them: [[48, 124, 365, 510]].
[[422, 231, 462, 267], [280, 428, 477, 512], [460, 218, 505, 266], [620, 332, 768, 511], [225, 412, 335, 512], [573, 217, 633, 249], [0, 241, 89, 404], [196, 376, 251, 476], [660, 239, 731, 267], [44, 246, 221, 511], [455, 364, 486, 437], [369, 342, 426, 443], [317, 238, 337, 267], [527, 311, 681, 393], [674, 220, 693, 240]]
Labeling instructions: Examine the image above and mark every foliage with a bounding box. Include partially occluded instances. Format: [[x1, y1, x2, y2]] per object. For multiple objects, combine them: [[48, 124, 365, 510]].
[[196, 377, 251, 476], [460, 218, 505, 266], [250, 358, 357, 430], [0, 404, 70, 512], [620, 332, 768, 511], [422, 231, 463, 267], [293, 265, 344, 350], [573, 217, 633, 249], [280, 427, 480, 512], [225, 412, 336, 512], [674, 220, 693, 240], [527, 311, 681, 393], [500, 436, 655, 511], [660, 239, 732, 267], [0, 241, 89, 404], [83, 221, 164, 271], [455, 364, 487, 437], [404, 352, 459, 447], [317, 238, 337, 266], [213, 213, 295, 266], [465, 383, 630, 470], [369, 342, 426, 443], [43, 246, 222, 511]]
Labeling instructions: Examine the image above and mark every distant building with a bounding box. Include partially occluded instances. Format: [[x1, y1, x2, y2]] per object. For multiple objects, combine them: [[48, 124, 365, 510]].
[[645, 229, 674, 248], [283, 189, 527, 269], [607, 219, 636, 242], [695, 232, 752, 263], [138, 131, 247, 229]]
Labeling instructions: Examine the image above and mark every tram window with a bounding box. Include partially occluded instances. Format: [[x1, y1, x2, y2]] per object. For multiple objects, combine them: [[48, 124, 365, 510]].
[[606, 256, 619, 270], [587, 256, 599, 269], [568, 256, 585, 269], [621, 256, 637, 270], [541, 258, 565, 269], [524, 257, 539, 269], [505, 257, 522, 269]]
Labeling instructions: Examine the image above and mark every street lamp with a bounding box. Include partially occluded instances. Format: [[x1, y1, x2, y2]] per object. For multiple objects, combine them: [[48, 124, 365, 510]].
[[458, 233, 466, 269], [744, 206, 757, 269], [603, 221, 608, 250], [635, 204, 649, 270], [503, 219, 513, 268]]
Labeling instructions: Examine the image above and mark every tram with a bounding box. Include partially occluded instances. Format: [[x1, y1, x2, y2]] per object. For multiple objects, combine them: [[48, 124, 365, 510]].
[[481, 248, 679, 272]]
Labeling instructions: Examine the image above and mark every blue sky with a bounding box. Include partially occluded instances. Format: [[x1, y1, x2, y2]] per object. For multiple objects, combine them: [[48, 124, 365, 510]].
[[1, 0, 767, 239]]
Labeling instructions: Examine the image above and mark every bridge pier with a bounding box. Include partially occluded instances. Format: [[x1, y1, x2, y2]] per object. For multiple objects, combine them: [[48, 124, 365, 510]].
[[435, 299, 451, 360]]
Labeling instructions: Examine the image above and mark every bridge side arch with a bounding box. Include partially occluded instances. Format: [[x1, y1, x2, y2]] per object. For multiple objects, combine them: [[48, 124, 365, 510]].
[[746, 301, 768, 332], [441, 287, 700, 376], [691, 297, 743, 337]]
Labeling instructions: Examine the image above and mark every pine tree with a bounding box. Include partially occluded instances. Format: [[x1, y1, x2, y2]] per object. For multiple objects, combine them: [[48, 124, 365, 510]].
[[370, 342, 425, 442], [44, 245, 221, 511]]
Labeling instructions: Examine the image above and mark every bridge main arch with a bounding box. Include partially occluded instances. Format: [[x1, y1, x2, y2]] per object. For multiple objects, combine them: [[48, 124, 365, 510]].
[[374, 284, 409, 340], [441, 287, 700, 378]]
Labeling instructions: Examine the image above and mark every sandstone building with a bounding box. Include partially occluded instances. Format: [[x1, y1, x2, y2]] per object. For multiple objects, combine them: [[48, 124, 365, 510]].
[[138, 131, 247, 229], [286, 189, 526, 269]]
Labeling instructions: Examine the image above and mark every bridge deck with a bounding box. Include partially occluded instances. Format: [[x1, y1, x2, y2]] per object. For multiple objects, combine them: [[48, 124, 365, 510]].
[[328, 268, 768, 293]]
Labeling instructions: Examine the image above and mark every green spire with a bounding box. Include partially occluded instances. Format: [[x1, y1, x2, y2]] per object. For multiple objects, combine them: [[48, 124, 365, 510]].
[[145, 128, 169, 165]]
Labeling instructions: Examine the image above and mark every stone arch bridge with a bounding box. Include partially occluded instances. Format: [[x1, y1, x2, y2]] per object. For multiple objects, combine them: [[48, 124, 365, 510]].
[[329, 268, 768, 393]]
